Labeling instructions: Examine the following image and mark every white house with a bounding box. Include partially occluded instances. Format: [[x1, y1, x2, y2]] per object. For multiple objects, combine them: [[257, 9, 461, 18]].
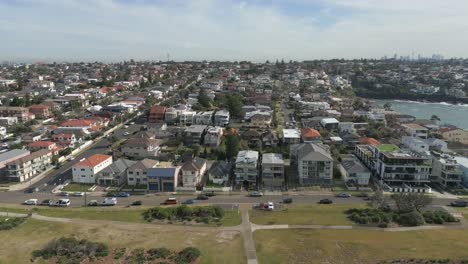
[[72, 154, 112, 183]]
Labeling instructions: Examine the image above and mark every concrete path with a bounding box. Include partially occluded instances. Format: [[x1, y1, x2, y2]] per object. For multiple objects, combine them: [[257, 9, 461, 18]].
[[239, 204, 258, 264]]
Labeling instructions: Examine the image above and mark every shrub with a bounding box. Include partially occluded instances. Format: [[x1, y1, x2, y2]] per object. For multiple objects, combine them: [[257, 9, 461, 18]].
[[0, 217, 26, 230], [31, 237, 108, 262], [143, 206, 225, 223], [126, 248, 146, 264], [113, 248, 126, 259], [176, 247, 201, 264], [147, 248, 172, 260], [397, 211, 425, 226]]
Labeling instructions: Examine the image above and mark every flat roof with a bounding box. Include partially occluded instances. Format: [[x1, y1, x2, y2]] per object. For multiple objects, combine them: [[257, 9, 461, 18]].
[[376, 144, 400, 152]]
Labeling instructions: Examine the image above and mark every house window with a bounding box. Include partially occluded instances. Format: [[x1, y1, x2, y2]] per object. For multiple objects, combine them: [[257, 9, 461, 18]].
[[129, 178, 134, 181]]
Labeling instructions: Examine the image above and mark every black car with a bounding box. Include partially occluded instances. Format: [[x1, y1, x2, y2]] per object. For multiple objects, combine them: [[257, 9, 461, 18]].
[[131, 200, 143, 206], [39, 199, 53, 206], [282, 197, 293, 204], [106, 192, 117, 197], [24, 187, 36, 193], [318, 199, 333, 204], [204, 191, 216, 197], [450, 200, 468, 207], [196, 194, 209, 200]]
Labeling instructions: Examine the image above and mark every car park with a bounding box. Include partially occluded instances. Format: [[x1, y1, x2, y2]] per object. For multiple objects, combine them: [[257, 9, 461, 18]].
[[249, 191, 263, 197], [450, 200, 468, 207], [72, 192, 84, 197], [23, 199, 38, 205], [336, 193, 352, 198], [318, 199, 333, 204], [101, 197, 117, 206], [181, 199, 195, 204], [160, 197, 178, 205], [39, 199, 54, 206]]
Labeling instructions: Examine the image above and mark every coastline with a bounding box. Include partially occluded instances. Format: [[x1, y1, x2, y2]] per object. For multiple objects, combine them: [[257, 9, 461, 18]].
[[374, 99, 468, 107]]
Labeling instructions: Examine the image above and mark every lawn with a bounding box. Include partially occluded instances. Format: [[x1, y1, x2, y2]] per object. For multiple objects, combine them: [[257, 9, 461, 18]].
[[249, 204, 366, 225], [220, 210, 242, 226], [254, 228, 468, 264], [0, 206, 30, 214], [0, 218, 245, 264], [61, 183, 95, 192]]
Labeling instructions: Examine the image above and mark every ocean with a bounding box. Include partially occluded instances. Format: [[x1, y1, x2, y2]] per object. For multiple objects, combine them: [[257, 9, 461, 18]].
[[374, 100, 468, 129]]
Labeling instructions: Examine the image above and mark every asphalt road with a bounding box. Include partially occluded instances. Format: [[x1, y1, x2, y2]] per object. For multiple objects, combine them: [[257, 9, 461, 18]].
[[29, 122, 144, 193], [1, 191, 462, 208]]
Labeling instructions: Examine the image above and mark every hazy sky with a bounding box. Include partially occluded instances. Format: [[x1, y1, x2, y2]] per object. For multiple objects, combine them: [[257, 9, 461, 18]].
[[1, 0, 468, 62]]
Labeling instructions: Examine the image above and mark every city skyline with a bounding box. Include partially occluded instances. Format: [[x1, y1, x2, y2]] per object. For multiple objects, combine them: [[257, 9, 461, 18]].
[[2, 0, 468, 62]]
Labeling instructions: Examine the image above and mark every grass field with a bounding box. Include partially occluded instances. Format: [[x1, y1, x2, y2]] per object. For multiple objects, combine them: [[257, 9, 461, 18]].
[[249, 204, 364, 225], [0, 218, 245, 264], [254, 228, 468, 264], [61, 183, 94, 192]]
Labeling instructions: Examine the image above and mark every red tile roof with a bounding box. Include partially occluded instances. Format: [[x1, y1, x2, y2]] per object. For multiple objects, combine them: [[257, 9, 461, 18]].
[[301, 128, 321, 137], [75, 154, 112, 168], [61, 120, 94, 127], [150, 105, 166, 114], [359, 137, 381, 145], [29, 104, 49, 109], [28, 141, 56, 148]]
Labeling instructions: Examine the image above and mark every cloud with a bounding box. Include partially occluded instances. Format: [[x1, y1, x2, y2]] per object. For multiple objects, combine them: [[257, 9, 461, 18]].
[[1, 0, 468, 62]]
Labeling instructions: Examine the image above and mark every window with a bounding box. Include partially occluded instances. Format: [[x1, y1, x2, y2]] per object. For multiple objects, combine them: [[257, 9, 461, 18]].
[[129, 178, 134, 181], [81, 169, 85, 171]]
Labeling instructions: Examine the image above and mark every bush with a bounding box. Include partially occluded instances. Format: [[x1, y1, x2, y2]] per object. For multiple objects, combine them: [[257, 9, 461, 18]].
[[176, 247, 201, 264], [31, 237, 108, 262], [143, 206, 224, 223], [113, 248, 126, 259], [397, 211, 425, 226], [422, 210, 458, 225], [147, 247, 172, 260], [0, 217, 26, 230]]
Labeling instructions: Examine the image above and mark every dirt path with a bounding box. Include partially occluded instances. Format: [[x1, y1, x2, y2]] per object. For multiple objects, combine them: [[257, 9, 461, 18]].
[[239, 203, 258, 264]]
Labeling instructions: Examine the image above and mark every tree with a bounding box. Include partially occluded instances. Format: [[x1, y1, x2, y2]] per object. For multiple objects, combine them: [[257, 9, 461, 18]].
[[225, 134, 240, 159], [383, 102, 392, 111], [391, 193, 432, 213], [225, 94, 243, 119], [368, 190, 391, 209], [197, 88, 212, 108], [430, 115, 441, 122]]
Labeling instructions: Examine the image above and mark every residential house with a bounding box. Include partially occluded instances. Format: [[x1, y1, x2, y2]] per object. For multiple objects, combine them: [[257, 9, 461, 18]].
[[290, 143, 333, 185], [402, 123, 429, 139], [148, 105, 166, 122], [261, 153, 285, 189], [0, 126, 6, 139], [72, 154, 112, 183], [0, 106, 34, 122], [438, 128, 468, 144], [28, 141, 60, 155], [126, 159, 159, 187], [301, 128, 321, 143], [121, 134, 162, 159], [281, 129, 301, 145], [249, 112, 272, 128], [195, 111, 214, 125], [96, 158, 136, 186], [235, 150, 259, 186], [147, 167, 180, 192], [242, 129, 262, 147], [22, 132, 43, 143], [164, 107, 178, 125], [28, 104, 51, 119], [214, 109, 230, 126], [179, 110, 196, 126], [0, 116, 18, 126], [7, 149, 52, 182], [184, 125, 207, 145], [208, 161, 232, 185], [204, 126, 223, 147], [262, 131, 279, 147], [52, 133, 79, 148], [339, 155, 371, 188], [180, 157, 207, 187], [146, 122, 171, 139], [320, 118, 340, 130], [401, 136, 429, 154]]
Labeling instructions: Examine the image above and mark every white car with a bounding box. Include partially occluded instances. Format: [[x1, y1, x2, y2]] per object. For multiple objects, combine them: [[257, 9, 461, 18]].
[[55, 199, 70, 207], [267, 201, 274, 210], [23, 199, 38, 205], [124, 125, 129, 129], [123, 132, 130, 136], [72, 192, 84, 197], [101, 197, 117, 206], [130, 122, 135, 125], [68, 156, 75, 161]]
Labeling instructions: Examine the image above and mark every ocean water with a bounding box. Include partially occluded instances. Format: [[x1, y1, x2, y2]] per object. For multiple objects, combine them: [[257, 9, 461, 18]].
[[375, 100, 468, 129]]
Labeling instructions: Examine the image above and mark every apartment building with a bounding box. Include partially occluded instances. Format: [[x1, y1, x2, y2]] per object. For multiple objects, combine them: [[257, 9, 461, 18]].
[[147, 167, 180, 192], [121, 136, 162, 159], [148, 105, 166, 123], [28, 104, 51, 119], [184, 125, 207, 145], [214, 109, 230, 126], [402, 123, 429, 139], [204, 126, 223, 147], [194, 111, 214, 125], [72, 154, 112, 183], [180, 157, 207, 187], [126, 159, 159, 186], [431, 153, 463, 187], [7, 149, 52, 182], [261, 153, 285, 189], [0, 106, 34, 122], [235, 150, 259, 186], [290, 143, 333, 185]]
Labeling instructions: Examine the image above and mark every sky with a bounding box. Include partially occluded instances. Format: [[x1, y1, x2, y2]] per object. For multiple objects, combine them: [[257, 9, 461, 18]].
[[1, 0, 468, 62]]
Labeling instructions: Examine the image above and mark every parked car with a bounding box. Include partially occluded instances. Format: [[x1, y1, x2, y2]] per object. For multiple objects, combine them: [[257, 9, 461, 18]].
[[118, 192, 130, 197], [196, 194, 209, 200], [282, 197, 293, 204], [39, 199, 54, 206], [88, 200, 99, 206], [130, 122, 135, 125], [355, 193, 369, 198], [204, 191, 216, 197], [72, 192, 84, 197], [131, 200, 142, 206], [101, 197, 117, 206], [336, 193, 352, 198], [57, 191, 69, 196], [24, 187, 37, 193], [124, 125, 129, 129], [55, 199, 70, 207], [450, 200, 468, 207], [23, 199, 38, 205], [181, 199, 195, 204], [123, 132, 130, 136], [106, 192, 117, 197], [68, 156, 75, 161], [249, 191, 263, 197], [160, 197, 178, 205], [253, 202, 274, 211], [318, 199, 333, 204]]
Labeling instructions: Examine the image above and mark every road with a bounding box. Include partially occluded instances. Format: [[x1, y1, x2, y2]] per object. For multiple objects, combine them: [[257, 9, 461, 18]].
[[29, 122, 144, 193]]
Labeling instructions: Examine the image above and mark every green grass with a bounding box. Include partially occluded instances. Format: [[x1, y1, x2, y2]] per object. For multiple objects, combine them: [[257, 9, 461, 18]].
[[254, 228, 468, 264], [0, 207, 30, 214], [35, 207, 147, 223], [249, 204, 366, 225], [0, 218, 245, 264], [220, 210, 241, 226], [61, 183, 94, 192], [376, 144, 400, 152]]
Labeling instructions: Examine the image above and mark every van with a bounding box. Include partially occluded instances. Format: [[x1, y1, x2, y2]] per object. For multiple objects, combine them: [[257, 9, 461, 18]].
[[56, 199, 70, 207], [101, 197, 117, 206], [160, 197, 178, 205]]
